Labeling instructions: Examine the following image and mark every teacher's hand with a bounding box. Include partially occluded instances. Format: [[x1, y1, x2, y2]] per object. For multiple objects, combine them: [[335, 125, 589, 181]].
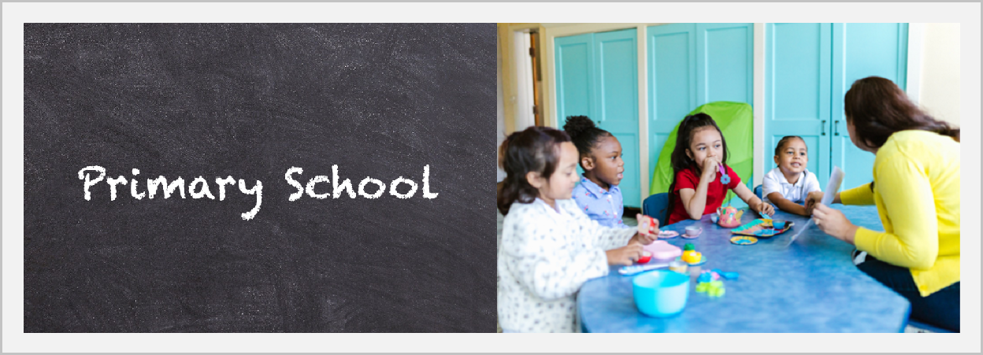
[[812, 203, 859, 245]]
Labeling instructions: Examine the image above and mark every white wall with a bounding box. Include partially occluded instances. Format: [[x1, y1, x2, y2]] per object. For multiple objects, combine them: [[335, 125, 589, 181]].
[[497, 42, 507, 183], [919, 23, 961, 126]]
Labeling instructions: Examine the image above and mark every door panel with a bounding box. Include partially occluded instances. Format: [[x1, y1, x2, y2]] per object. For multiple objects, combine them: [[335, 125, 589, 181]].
[[555, 33, 595, 123], [831, 23, 908, 190], [647, 24, 696, 194], [765, 23, 832, 187], [595, 29, 640, 207], [698, 24, 754, 106], [698, 23, 755, 194], [555, 30, 641, 207]]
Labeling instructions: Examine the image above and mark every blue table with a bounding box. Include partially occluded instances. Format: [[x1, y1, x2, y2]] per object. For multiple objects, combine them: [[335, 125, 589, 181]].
[[578, 205, 911, 332]]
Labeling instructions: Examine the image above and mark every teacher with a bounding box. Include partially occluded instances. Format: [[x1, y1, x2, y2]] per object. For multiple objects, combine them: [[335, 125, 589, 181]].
[[806, 76, 960, 332]]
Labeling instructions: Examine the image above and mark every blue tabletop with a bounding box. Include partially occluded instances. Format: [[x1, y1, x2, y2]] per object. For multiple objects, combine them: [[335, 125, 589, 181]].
[[578, 205, 911, 332]]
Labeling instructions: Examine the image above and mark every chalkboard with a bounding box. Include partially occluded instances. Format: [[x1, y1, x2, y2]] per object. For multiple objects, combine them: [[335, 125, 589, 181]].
[[24, 23, 496, 332]]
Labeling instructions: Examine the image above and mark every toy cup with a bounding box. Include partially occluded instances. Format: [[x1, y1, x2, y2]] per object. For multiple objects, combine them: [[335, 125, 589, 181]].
[[684, 226, 702, 238], [773, 220, 787, 230]]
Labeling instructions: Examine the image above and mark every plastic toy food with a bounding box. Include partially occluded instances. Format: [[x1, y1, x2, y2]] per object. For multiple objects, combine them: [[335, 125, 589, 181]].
[[679, 243, 706, 265], [637, 215, 656, 235], [717, 206, 744, 228], [637, 251, 652, 264], [682, 250, 702, 264], [668, 260, 688, 273], [696, 280, 726, 297], [644, 241, 682, 262], [696, 271, 726, 297]]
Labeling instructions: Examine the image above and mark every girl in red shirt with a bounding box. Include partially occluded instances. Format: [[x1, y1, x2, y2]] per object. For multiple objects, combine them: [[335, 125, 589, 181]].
[[664, 113, 774, 225]]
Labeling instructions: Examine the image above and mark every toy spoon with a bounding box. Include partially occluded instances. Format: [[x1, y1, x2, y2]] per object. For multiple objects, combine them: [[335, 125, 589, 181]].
[[618, 262, 671, 276], [719, 164, 730, 184]]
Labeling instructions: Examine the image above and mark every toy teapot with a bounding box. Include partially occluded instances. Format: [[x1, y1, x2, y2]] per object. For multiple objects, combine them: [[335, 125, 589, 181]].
[[717, 206, 743, 228]]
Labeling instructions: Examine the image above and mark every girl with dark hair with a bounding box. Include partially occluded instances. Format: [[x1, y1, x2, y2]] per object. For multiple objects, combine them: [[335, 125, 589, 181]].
[[563, 115, 628, 228], [664, 113, 774, 225], [497, 126, 658, 333], [806, 76, 960, 332]]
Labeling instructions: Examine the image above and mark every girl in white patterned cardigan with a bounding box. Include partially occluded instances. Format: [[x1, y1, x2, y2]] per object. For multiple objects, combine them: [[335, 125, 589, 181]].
[[497, 126, 659, 333]]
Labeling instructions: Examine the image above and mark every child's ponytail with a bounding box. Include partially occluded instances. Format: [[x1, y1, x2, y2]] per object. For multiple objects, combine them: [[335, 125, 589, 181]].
[[497, 126, 571, 215], [563, 115, 611, 163]]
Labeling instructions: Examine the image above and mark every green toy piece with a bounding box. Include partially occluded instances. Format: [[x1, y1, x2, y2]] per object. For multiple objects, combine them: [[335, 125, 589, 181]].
[[696, 283, 709, 293], [696, 280, 726, 297], [684, 243, 695, 251]]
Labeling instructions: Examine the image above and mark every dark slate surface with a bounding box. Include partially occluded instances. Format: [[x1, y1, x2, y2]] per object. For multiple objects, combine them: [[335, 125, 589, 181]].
[[578, 205, 911, 332], [24, 23, 496, 332]]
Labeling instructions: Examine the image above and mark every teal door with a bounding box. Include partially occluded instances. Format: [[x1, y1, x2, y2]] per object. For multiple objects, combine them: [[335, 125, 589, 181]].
[[594, 30, 640, 207], [765, 23, 832, 185], [831, 23, 908, 190], [766, 23, 907, 190], [555, 33, 594, 124], [696, 24, 754, 105], [647, 24, 696, 186], [647, 23, 754, 206], [555, 29, 641, 207]]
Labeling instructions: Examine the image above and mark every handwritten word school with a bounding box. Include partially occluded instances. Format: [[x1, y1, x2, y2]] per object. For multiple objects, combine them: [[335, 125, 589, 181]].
[[77, 165, 439, 220]]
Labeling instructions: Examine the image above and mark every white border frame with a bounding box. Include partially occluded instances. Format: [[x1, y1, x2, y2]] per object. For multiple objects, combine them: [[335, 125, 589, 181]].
[[906, 22, 925, 104], [4, 2, 981, 353]]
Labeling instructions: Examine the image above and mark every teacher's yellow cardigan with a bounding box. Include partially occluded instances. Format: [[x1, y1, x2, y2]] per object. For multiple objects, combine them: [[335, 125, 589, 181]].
[[840, 130, 960, 297]]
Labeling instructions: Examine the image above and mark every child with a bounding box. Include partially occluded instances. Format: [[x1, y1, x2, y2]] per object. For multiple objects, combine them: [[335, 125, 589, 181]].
[[665, 113, 774, 225], [497, 126, 659, 333], [762, 136, 822, 216], [563, 116, 628, 228]]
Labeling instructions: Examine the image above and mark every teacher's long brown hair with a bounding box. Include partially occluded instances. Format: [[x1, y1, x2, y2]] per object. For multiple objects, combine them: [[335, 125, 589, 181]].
[[844, 76, 960, 149]]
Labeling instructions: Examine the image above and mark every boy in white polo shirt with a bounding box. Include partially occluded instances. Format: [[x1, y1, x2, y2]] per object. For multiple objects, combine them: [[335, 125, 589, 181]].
[[762, 136, 821, 216]]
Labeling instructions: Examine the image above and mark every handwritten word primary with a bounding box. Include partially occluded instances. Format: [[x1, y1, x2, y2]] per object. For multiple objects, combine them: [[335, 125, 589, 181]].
[[77, 165, 439, 221]]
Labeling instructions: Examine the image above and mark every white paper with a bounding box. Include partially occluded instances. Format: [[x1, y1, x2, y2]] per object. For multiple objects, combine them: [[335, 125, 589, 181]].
[[820, 166, 844, 206], [787, 166, 845, 245]]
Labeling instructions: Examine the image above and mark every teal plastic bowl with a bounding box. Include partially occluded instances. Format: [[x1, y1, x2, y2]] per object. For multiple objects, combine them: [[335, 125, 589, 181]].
[[632, 270, 690, 317]]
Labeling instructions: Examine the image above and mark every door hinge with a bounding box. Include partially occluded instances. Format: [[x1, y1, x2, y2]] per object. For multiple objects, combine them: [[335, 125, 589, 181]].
[[529, 47, 535, 57]]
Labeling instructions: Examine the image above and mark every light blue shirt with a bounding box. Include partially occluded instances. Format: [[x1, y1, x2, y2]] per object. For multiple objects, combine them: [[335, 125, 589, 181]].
[[572, 176, 627, 229]]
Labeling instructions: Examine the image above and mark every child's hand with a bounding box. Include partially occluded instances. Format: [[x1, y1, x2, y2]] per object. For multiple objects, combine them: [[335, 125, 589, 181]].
[[701, 156, 721, 180], [755, 200, 775, 217], [606, 244, 644, 266], [805, 191, 824, 215], [633, 213, 660, 245]]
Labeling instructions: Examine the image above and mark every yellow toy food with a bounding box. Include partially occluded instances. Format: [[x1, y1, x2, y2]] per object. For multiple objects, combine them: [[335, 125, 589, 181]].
[[682, 250, 702, 263]]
